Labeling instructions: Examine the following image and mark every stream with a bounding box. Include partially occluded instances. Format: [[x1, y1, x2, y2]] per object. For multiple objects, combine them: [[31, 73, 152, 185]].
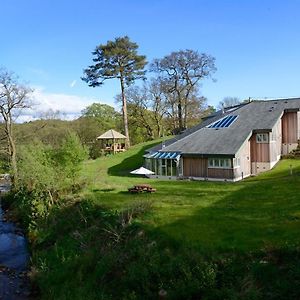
[[0, 182, 30, 299]]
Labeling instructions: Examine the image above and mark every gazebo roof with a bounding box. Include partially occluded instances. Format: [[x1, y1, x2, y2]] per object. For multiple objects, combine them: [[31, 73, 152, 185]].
[[97, 129, 126, 140]]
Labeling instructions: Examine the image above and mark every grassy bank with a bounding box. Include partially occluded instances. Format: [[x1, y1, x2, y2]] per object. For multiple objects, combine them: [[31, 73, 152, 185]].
[[82, 142, 300, 252], [6, 140, 300, 299]]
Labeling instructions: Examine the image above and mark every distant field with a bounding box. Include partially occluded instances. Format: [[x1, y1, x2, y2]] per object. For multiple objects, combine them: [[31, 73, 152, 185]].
[[82, 140, 300, 252]]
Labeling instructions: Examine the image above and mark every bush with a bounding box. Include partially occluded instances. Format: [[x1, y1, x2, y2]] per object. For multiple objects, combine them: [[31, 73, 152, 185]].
[[29, 201, 218, 300], [52, 132, 89, 185], [16, 133, 88, 225]]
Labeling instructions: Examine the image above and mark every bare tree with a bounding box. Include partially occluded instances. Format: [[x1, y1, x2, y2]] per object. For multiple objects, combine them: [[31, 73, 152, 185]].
[[117, 78, 210, 139], [0, 69, 33, 184], [147, 79, 169, 137], [38, 108, 62, 120], [151, 49, 216, 132], [115, 79, 173, 140], [147, 77, 209, 134], [218, 97, 241, 109]]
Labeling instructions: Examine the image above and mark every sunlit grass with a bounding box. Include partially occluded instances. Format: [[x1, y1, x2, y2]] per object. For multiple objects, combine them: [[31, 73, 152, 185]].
[[27, 139, 300, 299], [81, 141, 300, 252]]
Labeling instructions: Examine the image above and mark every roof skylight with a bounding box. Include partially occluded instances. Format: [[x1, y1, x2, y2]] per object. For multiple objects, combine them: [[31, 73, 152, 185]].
[[207, 115, 238, 128]]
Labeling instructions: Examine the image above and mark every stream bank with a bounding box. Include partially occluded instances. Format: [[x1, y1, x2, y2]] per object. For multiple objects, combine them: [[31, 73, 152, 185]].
[[0, 181, 31, 300]]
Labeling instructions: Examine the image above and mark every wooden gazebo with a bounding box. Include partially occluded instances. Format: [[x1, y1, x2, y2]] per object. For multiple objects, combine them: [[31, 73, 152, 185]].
[[97, 129, 126, 154]]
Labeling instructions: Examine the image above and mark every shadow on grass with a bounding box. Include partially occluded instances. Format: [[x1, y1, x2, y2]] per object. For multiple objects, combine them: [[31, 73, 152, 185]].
[[140, 167, 300, 299], [150, 165, 300, 253], [107, 140, 161, 177], [92, 188, 116, 193], [243, 164, 300, 183], [28, 162, 300, 299], [31, 158, 300, 300]]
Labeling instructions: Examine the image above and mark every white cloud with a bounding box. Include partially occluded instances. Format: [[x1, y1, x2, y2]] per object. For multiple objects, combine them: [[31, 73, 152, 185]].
[[17, 87, 111, 122], [70, 80, 77, 88]]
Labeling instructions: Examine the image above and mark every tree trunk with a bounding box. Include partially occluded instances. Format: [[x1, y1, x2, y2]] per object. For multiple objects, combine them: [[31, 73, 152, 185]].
[[10, 138, 17, 183], [145, 124, 154, 139], [183, 86, 193, 129], [5, 115, 18, 187], [177, 97, 183, 132], [170, 103, 177, 132], [154, 113, 162, 138], [119, 75, 130, 148], [183, 97, 187, 129]]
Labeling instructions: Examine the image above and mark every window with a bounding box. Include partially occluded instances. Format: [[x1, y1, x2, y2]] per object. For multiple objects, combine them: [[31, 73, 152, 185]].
[[271, 130, 279, 141], [147, 157, 179, 176], [214, 159, 220, 167], [256, 133, 269, 143], [171, 160, 177, 176], [161, 159, 166, 176], [233, 158, 240, 168], [166, 159, 172, 176], [208, 158, 232, 169], [208, 115, 238, 128]]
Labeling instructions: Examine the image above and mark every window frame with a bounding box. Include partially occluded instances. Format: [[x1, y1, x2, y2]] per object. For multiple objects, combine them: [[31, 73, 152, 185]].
[[256, 133, 269, 143], [208, 158, 232, 169], [207, 115, 238, 129], [233, 157, 241, 168]]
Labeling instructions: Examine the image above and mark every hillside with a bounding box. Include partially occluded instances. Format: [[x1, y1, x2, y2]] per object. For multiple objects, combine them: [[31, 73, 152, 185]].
[[15, 140, 300, 299], [82, 140, 300, 251]]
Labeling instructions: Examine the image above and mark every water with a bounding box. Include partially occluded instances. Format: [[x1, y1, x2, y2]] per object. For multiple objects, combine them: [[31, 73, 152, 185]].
[[0, 183, 30, 299]]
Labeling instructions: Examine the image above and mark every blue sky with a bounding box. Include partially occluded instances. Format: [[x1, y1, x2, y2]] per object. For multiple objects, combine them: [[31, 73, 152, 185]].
[[1, 0, 300, 119]]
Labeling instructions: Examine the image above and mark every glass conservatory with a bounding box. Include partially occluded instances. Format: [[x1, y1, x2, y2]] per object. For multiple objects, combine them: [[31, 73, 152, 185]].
[[144, 152, 181, 177]]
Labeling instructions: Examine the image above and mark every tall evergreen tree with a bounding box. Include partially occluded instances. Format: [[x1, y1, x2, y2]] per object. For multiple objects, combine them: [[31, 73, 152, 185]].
[[82, 36, 147, 147]]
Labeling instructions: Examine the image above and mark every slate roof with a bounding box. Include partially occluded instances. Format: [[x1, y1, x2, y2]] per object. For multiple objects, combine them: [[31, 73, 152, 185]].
[[148, 98, 300, 157], [97, 129, 126, 139]]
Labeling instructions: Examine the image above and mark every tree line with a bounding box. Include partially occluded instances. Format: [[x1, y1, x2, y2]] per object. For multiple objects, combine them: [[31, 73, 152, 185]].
[[0, 37, 242, 233], [0, 36, 245, 184], [82, 36, 218, 146]]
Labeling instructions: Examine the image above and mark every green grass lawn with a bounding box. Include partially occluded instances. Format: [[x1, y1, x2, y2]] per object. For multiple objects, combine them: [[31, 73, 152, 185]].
[[82, 140, 300, 253], [24, 140, 300, 299]]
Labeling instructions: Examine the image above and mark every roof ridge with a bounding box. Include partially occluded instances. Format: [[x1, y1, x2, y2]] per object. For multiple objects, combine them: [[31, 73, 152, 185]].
[[250, 97, 300, 102]]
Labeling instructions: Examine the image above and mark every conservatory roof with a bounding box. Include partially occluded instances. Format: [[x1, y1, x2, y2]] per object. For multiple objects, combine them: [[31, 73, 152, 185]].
[[146, 151, 181, 159]]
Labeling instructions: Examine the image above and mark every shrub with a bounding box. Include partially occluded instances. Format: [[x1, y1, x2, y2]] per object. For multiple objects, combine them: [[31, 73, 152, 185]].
[[53, 132, 88, 185], [16, 133, 88, 225]]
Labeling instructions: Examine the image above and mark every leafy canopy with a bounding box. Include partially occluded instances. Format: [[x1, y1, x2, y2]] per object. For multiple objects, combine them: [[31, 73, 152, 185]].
[[18, 132, 88, 194], [53, 132, 89, 182], [82, 36, 147, 86], [81, 103, 120, 127]]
